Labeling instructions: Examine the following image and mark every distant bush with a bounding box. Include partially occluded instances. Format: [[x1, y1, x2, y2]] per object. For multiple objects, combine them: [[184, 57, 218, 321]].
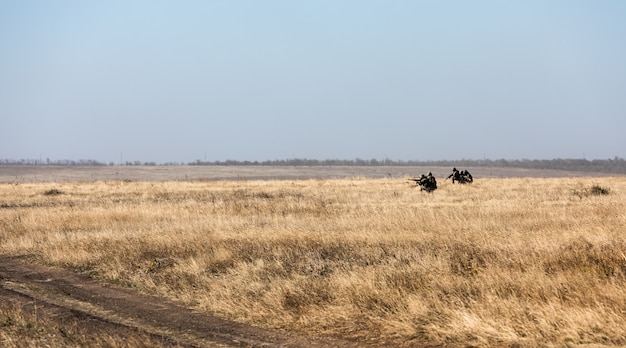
[[43, 189, 64, 196], [572, 185, 610, 199], [590, 185, 610, 195]]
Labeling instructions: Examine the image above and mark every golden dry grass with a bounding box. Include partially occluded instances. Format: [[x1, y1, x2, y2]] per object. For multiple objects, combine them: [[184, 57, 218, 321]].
[[1, 177, 626, 347]]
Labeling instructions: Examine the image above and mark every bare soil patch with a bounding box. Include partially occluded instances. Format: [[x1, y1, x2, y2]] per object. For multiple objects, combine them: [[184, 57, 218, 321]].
[[0, 255, 362, 347]]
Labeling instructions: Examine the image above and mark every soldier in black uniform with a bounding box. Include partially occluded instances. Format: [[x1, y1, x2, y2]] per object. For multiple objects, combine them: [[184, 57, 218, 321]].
[[409, 172, 437, 192], [446, 167, 460, 183], [461, 170, 473, 183], [425, 172, 437, 191]]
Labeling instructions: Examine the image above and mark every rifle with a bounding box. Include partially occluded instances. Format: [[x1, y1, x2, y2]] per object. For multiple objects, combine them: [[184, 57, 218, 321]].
[[407, 178, 420, 186], [407, 176, 427, 189]]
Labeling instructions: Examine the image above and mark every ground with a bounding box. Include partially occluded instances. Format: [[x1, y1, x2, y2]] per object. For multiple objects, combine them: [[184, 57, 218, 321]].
[[0, 255, 363, 347], [0, 165, 615, 347]]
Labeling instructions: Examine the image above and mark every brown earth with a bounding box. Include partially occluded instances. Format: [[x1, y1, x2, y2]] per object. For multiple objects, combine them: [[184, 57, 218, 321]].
[[0, 255, 366, 347]]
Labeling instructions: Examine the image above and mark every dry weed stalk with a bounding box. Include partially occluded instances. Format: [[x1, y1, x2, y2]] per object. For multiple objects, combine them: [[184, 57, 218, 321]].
[[1, 177, 625, 346]]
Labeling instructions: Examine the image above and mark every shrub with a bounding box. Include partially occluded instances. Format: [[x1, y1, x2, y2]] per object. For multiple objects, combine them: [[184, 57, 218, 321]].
[[572, 185, 610, 199], [43, 189, 63, 196]]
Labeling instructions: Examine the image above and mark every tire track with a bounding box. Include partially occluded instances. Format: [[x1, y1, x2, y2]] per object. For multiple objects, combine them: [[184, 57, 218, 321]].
[[0, 255, 361, 347]]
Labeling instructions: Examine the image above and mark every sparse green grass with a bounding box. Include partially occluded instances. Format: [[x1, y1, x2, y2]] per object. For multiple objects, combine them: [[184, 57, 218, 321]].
[[1, 177, 625, 346]]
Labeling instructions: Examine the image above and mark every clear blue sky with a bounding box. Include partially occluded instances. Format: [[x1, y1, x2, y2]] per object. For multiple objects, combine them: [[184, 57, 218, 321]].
[[2, 1, 625, 164]]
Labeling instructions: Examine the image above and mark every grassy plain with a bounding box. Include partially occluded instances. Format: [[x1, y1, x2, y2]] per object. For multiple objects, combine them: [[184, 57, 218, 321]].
[[1, 176, 625, 346]]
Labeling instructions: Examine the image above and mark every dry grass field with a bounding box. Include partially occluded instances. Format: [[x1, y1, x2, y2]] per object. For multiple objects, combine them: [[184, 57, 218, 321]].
[[1, 174, 625, 347]]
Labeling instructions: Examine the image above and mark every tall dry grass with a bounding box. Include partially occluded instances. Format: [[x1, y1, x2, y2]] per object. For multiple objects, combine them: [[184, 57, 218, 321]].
[[1, 177, 625, 346]]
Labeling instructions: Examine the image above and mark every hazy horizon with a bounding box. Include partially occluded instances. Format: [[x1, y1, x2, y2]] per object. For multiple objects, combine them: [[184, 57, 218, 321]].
[[2, 1, 625, 164], [3, 155, 624, 166]]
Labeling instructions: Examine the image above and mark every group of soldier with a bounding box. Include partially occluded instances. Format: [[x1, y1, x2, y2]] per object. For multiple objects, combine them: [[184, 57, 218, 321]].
[[410, 172, 438, 192], [447, 167, 473, 184], [409, 167, 473, 192]]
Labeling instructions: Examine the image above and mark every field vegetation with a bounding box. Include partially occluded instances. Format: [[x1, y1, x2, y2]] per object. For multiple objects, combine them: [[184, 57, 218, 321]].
[[0, 300, 172, 348], [1, 176, 625, 346]]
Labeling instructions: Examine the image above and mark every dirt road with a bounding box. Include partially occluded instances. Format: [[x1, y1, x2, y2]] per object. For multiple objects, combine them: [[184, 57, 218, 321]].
[[0, 255, 361, 347]]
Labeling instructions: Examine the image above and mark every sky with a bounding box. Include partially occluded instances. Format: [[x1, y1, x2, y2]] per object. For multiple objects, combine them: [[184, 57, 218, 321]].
[[1, 1, 625, 164]]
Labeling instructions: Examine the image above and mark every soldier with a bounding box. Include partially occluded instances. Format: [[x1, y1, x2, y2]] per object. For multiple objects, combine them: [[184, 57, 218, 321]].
[[425, 172, 437, 191], [408, 174, 426, 188], [451, 169, 473, 184], [409, 173, 437, 192], [418, 174, 427, 189], [462, 170, 473, 183], [446, 167, 459, 183]]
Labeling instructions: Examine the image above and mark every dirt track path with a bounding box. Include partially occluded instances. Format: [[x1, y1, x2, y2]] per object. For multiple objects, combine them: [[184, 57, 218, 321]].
[[0, 255, 361, 347]]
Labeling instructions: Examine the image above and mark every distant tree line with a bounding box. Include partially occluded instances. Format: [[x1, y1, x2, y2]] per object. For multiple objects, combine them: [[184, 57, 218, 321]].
[[0, 158, 167, 166], [189, 157, 626, 174], [2, 157, 626, 174], [0, 158, 108, 166]]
